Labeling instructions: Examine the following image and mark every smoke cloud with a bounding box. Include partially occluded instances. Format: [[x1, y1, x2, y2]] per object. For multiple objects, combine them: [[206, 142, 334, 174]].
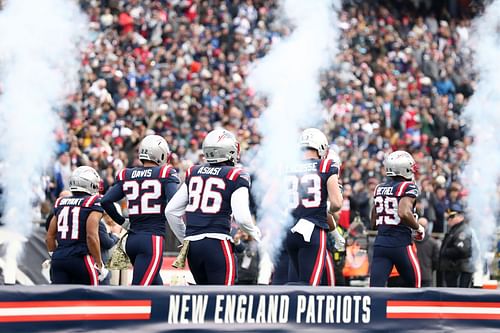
[[0, 0, 88, 277], [247, 0, 341, 269], [462, 1, 500, 265]]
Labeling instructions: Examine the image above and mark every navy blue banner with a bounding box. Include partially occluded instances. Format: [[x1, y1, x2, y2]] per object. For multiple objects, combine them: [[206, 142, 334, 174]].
[[0, 286, 499, 332]]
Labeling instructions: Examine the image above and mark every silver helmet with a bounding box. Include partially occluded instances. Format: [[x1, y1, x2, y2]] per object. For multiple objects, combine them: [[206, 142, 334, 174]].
[[69, 166, 101, 195], [383, 150, 416, 180], [138, 135, 170, 166], [300, 128, 329, 159], [202, 129, 240, 165]]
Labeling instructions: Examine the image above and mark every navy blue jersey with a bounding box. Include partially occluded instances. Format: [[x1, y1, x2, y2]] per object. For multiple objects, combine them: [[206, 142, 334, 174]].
[[287, 158, 339, 230], [101, 165, 179, 236], [184, 164, 250, 237], [373, 179, 419, 247], [52, 194, 103, 259]]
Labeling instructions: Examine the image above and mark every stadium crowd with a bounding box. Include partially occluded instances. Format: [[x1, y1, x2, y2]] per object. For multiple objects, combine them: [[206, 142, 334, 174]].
[[48, 0, 476, 228], [42, 0, 482, 267]]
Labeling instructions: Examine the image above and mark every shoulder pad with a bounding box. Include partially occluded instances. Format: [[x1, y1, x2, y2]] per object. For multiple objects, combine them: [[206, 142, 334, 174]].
[[238, 172, 251, 186], [226, 167, 243, 181], [159, 165, 173, 179], [54, 196, 64, 208], [396, 181, 418, 197], [116, 168, 127, 182], [319, 159, 334, 174], [185, 165, 195, 179], [83, 194, 101, 208]]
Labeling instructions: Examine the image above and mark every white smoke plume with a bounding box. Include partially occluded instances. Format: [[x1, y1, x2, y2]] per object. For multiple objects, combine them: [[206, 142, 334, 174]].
[[462, 1, 500, 264], [247, 0, 341, 272], [0, 0, 88, 279]]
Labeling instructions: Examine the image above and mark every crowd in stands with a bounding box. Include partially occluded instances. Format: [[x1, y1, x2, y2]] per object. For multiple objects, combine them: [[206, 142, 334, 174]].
[[45, 0, 480, 240]]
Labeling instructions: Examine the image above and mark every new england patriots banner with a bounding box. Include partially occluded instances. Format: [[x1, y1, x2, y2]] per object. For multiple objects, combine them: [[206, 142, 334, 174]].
[[0, 286, 498, 332]]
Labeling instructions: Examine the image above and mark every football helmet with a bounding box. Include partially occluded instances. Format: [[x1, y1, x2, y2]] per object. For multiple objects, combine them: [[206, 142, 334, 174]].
[[138, 135, 170, 166], [202, 129, 240, 165], [69, 166, 101, 195], [383, 150, 416, 180], [300, 128, 329, 159]]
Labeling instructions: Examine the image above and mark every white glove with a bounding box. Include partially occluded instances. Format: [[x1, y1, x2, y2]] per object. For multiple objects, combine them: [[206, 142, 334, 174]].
[[42, 259, 51, 270], [251, 227, 262, 243], [414, 224, 425, 241], [95, 264, 110, 282], [330, 228, 346, 252]]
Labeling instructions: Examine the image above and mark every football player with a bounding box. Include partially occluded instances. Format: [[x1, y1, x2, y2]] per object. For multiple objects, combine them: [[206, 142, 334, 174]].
[[46, 166, 109, 285], [369, 150, 424, 287], [101, 135, 180, 285], [286, 128, 343, 286], [165, 128, 261, 285]]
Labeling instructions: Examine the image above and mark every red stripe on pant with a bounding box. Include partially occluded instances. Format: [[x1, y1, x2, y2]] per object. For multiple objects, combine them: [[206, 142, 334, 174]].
[[406, 245, 421, 288], [140, 235, 163, 286], [325, 251, 335, 286], [221, 240, 235, 286], [84, 255, 98, 286], [309, 229, 326, 286]]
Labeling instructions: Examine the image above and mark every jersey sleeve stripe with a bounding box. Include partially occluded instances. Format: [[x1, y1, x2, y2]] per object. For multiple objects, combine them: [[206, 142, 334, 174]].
[[319, 160, 326, 173], [396, 181, 411, 196], [320, 159, 332, 173], [54, 197, 64, 208], [227, 168, 242, 181], [160, 165, 172, 178], [117, 169, 126, 181], [325, 159, 332, 173], [84, 194, 99, 208], [226, 168, 236, 180], [185, 166, 194, 178]]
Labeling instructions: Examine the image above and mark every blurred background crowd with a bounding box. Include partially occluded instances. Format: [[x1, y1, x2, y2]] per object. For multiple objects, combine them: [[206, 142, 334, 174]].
[[14, 0, 493, 285], [45, 0, 481, 233]]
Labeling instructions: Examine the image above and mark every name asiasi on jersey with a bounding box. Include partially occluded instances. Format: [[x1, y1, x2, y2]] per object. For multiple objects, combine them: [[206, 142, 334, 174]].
[[197, 167, 222, 176], [167, 294, 371, 325]]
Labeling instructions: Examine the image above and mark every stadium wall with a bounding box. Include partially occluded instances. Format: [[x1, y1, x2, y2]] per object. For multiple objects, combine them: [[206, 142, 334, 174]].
[[0, 285, 499, 332]]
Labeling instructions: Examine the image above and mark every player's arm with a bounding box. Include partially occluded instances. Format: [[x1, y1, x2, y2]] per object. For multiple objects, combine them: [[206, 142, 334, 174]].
[[46, 215, 57, 253], [326, 213, 336, 231], [370, 206, 377, 230], [164, 171, 180, 202], [231, 187, 261, 242], [86, 211, 104, 268], [398, 196, 419, 230], [101, 184, 126, 225], [164, 183, 188, 242], [327, 210, 345, 251], [326, 174, 343, 213]]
